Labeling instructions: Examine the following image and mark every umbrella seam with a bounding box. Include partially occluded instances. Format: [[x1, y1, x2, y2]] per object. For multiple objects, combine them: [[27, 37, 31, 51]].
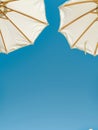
[[63, 0, 97, 7], [1, 10, 33, 44], [72, 17, 98, 48], [4, 6, 48, 25], [60, 7, 98, 31], [0, 30, 8, 53]]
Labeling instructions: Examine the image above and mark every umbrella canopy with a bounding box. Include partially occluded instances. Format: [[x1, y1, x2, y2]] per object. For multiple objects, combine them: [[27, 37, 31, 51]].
[[59, 0, 98, 56], [0, 0, 48, 54]]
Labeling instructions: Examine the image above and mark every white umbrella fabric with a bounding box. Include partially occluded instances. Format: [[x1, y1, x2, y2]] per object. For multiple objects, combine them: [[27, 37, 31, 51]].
[[0, 0, 48, 53], [59, 0, 98, 56]]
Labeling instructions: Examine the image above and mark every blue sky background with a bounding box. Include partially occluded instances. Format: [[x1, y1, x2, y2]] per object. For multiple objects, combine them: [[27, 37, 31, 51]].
[[0, 0, 98, 130]]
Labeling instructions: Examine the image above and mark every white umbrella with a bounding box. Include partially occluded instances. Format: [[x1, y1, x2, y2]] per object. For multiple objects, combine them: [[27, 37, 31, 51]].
[[0, 0, 48, 53], [59, 0, 98, 56]]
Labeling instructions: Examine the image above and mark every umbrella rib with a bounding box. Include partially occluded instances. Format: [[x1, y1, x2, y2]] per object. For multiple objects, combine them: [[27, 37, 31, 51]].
[[1, 11, 32, 43], [0, 0, 18, 5], [60, 7, 98, 31], [72, 18, 97, 48], [0, 17, 7, 20], [63, 0, 97, 7], [4, 6, 48, 25], [0, 30, 8, 53], [94, 43, 98, 55], [4, 0, 18, 4]]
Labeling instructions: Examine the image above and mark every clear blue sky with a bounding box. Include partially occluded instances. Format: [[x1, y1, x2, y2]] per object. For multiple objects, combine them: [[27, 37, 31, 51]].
[[0, 0, 98, 130]]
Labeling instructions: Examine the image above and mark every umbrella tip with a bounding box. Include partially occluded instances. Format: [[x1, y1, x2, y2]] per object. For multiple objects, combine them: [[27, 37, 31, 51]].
[[58, 29, 61, 32], [47, 23, 49, 26], [58, 5, 63, 9]]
